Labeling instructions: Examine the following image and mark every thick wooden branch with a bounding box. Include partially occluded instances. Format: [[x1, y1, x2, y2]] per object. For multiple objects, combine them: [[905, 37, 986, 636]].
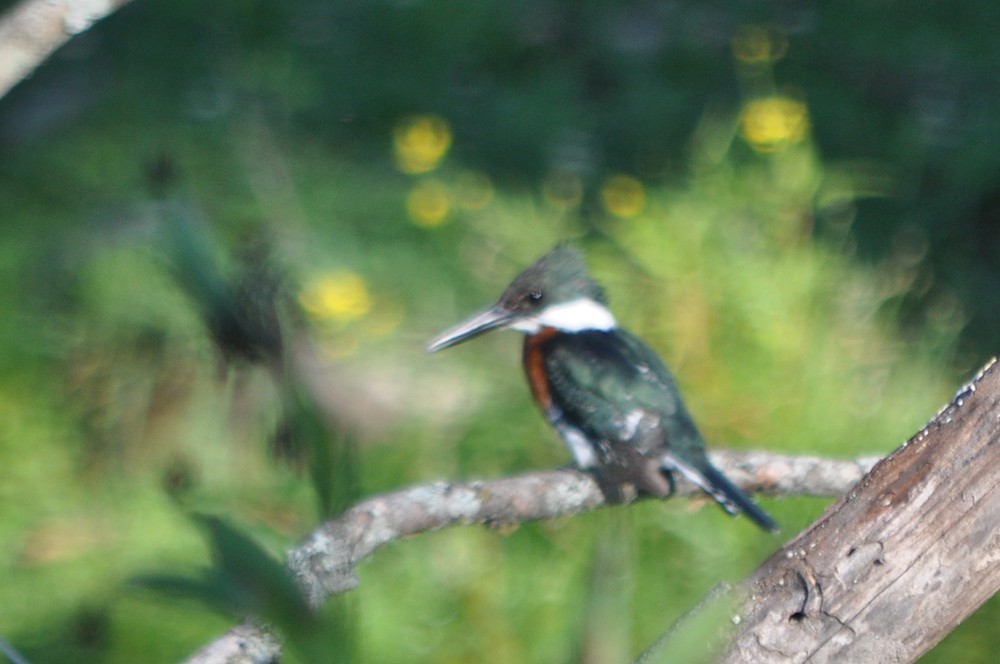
[[0, 0, 133, 99], [184, 449, 877, 663], [712, 358, 1000, 663]]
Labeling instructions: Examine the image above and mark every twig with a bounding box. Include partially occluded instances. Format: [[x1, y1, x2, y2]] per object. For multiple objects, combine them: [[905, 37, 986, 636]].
[[0, 0, 134, 99], [286, 450, 877, 606], [181, 620, 280, 664], [631, 582, 734, 664], [0, 635, 33, 664]]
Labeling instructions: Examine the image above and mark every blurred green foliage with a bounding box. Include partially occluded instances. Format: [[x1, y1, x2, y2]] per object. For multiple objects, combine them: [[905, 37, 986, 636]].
[[0, 1, 997, 662]]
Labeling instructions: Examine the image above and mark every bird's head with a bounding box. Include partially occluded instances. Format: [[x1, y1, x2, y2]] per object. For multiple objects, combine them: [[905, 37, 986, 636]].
[[428, 245, 616, 352]]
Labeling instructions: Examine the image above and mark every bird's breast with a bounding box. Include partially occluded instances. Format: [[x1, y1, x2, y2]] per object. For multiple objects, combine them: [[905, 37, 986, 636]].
[[522, 327, 560, 414]]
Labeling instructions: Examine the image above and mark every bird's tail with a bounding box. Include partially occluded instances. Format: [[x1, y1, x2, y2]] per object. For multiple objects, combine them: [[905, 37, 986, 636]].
[[663, 453, 779, 533]]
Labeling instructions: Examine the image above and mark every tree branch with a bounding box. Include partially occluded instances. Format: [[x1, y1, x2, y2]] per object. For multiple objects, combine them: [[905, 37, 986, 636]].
[[183, 449, 879, 663], [182, 621, 280, 664], [707, 357, 1000, 663], [286, 450, 877, 607], [0, 0, 134, 99]]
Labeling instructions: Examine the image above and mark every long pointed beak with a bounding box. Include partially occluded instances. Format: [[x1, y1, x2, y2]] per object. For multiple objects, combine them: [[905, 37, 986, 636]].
[[427, 305, 514, 352]]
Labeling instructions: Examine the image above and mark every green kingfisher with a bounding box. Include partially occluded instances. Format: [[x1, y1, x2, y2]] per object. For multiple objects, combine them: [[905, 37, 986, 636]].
[[428, 246, 778, 532]]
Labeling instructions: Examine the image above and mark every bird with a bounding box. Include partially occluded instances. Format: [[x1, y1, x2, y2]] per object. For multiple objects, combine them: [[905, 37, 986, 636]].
[[428, 245, 778, 532]]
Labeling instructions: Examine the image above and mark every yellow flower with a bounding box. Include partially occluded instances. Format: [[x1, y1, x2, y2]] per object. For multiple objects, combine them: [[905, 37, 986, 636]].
[[739, 97, 809, 152], [407, 179, 452, 227], [393, 114, 453, 174], [299, 271, 372, 322], [601, 174, 646, 218]]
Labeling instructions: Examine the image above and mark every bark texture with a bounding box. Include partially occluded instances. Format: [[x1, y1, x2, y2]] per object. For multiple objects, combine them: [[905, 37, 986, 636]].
[[717, 358, 1000, 663], [183, 621, 281, 664], [285, 451, 876, 607]]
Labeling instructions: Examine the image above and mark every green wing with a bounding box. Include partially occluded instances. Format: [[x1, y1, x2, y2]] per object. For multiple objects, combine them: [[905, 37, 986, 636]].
[[542, 329, 780, 532], [542, 329, 705, 457]]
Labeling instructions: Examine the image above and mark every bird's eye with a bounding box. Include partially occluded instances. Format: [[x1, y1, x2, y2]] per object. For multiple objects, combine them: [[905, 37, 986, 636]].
[[528, 290, 543, 303]]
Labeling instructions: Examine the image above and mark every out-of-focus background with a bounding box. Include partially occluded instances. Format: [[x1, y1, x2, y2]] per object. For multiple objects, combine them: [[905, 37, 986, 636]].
[[1, 1, 998, 662]]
